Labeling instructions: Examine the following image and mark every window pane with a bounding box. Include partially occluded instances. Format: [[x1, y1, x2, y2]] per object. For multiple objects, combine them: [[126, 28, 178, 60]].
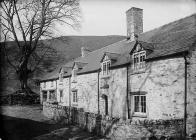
[[141, 96, 146, 113], [134, 57, 137, 64], [73, 92, 75, 102], [72, 91, 78, 102], [103, 63, 106, 75], [140, 55, 143, 62], [134, 96, 140, 112]]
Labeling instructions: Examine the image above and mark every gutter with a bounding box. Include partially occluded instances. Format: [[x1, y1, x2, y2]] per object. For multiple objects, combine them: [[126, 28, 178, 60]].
[[69, 77, 71, 124], [56, 80, 57, 101], [39, 63, 131, 82], [69, 77, 71, 108]]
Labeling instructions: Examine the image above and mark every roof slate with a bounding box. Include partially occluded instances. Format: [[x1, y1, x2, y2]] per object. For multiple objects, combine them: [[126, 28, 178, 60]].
[[41, 14, 196, 81]]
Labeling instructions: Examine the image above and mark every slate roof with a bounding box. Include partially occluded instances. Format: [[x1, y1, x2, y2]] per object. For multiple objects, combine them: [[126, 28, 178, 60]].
[[100, 52, 120, 62], [41, 14, 196, 81]]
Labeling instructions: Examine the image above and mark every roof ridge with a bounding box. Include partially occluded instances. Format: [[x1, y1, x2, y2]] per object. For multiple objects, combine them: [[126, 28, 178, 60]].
[[63, 38, 126, 65], [85, 39, 127, 54]]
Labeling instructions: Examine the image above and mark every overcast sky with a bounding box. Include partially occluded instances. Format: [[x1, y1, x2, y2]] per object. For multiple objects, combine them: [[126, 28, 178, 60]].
[[53, 0, 196, 36]]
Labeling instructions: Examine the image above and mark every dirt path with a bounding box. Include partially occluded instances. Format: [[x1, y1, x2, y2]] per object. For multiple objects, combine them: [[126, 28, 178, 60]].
[[0, 105, 104, 140]]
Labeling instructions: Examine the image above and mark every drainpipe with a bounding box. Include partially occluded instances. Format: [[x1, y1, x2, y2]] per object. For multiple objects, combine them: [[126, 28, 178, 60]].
[[126, 66, 130, 119], [40, 85, 42, 105], [56, 80, 57, 102], [98, 71, 100, 114], [69, 76, 71, 124], [69, 77, 71, 107], [184, 55, 188, 138]]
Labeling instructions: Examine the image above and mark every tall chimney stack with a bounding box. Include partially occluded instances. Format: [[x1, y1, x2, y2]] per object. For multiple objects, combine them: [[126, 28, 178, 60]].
[[126, 7, 143, 41], [81, 47, 91, 57]]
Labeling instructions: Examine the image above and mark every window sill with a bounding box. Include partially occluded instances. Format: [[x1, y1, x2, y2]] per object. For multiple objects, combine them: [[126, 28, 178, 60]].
[[59, 82, 63, 85], [132, 112, 147, 118], [72, 103, 78, 107], [72, 80, 77, 83]]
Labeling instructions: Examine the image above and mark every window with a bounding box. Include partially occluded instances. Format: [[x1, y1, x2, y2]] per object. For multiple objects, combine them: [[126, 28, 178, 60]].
[[43, 82, 46, 88], [102, 60, 111, 75], [134, 95, 146, 113], [49, 90, 55, 100], [51, 81, 54, 87], [72, 91, 78, 103], [59, 90, 63, 102], [133, 51, 146, 70]]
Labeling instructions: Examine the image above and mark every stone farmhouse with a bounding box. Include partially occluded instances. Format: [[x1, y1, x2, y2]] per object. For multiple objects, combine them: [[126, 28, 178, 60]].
[[40, 7, 196, 136]]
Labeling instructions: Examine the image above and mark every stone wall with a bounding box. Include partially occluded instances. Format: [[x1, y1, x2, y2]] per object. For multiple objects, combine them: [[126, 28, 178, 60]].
[[128, 57, 185, 120], [187, 47, 196, 136], [57, 78, 70, 106], [43, 103, 184, 139], [43, 102, 70, 123], [71, 73, 99, 113], [99, 67, 127, 119], [107, 119, 183, 140]]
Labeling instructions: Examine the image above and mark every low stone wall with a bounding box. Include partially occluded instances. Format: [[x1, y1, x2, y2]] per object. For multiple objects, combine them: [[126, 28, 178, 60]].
[[43, 102, 70, 123], [43, 102, 185, 139], [107, 119, 184, 140]]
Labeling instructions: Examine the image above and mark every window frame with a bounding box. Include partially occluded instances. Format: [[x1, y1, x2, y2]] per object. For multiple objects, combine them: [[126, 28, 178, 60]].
[[43, 82, 46, 88], [72, 91, 78, 103], [102, 60, 111, 76], [51, 81, 54, 87], [133, 94, 147, 116], [132, 50, 146, 70]]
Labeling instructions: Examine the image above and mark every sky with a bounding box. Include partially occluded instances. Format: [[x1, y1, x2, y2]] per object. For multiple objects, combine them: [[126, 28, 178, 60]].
[[55, 0, 196, 36]]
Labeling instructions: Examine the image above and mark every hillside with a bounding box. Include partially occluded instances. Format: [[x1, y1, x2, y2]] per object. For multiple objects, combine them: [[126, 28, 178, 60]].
[[0, 35, 125, 95]]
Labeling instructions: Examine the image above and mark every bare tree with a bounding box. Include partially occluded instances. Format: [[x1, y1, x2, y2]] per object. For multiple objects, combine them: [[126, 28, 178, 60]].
[[0, 0, 81, 94]]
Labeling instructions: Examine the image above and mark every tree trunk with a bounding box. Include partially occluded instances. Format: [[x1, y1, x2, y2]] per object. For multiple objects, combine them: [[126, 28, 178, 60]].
[[17, 57, 32, 95]]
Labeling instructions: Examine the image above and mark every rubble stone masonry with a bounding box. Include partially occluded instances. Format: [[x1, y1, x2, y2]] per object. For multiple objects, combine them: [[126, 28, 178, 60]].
[[129, 57, 185, 120], [187, 47, 196, 136]]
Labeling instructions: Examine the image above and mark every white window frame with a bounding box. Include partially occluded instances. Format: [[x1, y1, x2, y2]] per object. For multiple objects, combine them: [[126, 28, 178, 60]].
[[72, 91, 78, 103], [132, 50, 146, 70], [133, 95, 146, 115], [102, 60, 111, 76]]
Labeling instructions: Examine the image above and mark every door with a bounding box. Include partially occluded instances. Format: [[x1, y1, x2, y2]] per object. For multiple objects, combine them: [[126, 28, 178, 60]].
[[42, 91, 47, 102], [105, 96, 108, 115]]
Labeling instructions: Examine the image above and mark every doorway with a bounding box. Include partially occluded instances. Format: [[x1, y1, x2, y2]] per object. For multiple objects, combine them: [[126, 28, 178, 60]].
[[42, 91, 47, 102], [104, 95, 108, 115]]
